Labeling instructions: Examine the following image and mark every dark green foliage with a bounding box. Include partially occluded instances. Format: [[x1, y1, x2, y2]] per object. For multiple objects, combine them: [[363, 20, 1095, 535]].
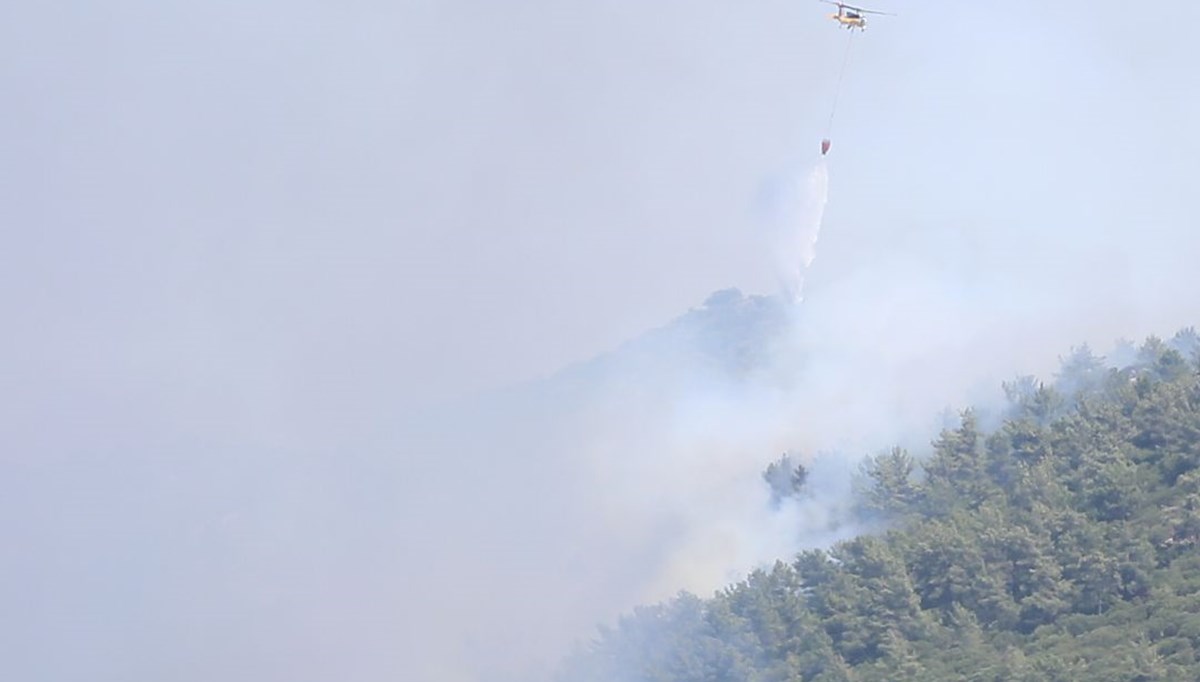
[[559, 332, 1200, 682], [764, 453, 810, 507], [856, 447, 921, 518], [1056, 344, 1108, 399]]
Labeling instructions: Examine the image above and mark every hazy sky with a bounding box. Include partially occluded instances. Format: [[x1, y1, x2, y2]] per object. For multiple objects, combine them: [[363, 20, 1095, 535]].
[[4, 1, 1200, 680]]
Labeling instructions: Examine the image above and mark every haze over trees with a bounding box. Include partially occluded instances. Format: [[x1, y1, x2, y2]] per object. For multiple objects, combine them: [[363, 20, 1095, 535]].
[[557, 330, 1200, 681]]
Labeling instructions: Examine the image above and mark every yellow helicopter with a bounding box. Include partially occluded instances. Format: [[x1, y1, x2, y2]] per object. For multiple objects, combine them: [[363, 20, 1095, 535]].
[[820, 0, 892, 30]]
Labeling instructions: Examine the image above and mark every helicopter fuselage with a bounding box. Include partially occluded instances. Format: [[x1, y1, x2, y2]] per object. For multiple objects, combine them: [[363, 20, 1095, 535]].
[[829, 12, 867, 29]]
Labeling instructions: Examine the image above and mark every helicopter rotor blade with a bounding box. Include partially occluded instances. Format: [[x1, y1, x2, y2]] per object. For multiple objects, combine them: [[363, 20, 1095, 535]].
[[836, 2, 892, 14]]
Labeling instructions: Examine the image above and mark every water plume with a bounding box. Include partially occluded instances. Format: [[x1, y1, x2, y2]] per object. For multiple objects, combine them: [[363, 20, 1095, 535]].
[[767, 159, 830, 303]]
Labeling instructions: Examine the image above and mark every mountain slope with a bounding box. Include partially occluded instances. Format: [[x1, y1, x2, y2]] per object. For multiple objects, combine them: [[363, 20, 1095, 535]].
[[556, 331, 1200, 682]]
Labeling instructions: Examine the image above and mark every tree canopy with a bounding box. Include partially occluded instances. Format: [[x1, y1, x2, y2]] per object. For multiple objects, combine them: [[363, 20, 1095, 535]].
[[558, 333, 1200, 681]]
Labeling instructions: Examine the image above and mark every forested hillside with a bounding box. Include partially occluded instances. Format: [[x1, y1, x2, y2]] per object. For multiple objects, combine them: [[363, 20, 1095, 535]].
[[558, 330, 1200, 681]]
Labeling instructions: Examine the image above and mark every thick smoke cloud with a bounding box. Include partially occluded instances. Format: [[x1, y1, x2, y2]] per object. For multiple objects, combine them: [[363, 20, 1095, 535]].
[[5, 1, 1200, 682], [398, 294, 876, 681]]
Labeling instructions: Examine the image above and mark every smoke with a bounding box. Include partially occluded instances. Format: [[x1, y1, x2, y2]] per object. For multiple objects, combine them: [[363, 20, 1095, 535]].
[[9, 2, 1200, 682], [765, 159, 831, 303], [389, 290, 892, 682]]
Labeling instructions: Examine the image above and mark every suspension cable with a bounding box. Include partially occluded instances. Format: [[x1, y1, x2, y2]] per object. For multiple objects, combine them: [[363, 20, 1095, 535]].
[[825, 30, 856, 138]]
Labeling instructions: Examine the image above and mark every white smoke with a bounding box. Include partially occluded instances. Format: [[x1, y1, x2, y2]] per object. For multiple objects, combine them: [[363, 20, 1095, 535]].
[[767, 159, 831, 303]]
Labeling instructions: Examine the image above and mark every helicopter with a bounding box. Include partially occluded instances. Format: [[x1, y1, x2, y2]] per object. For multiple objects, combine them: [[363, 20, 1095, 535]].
[[820, 0, 892, 30]]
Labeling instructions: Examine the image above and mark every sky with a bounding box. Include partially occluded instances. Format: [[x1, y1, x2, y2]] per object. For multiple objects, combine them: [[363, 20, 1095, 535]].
[[4, 0, 1200, 680]]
